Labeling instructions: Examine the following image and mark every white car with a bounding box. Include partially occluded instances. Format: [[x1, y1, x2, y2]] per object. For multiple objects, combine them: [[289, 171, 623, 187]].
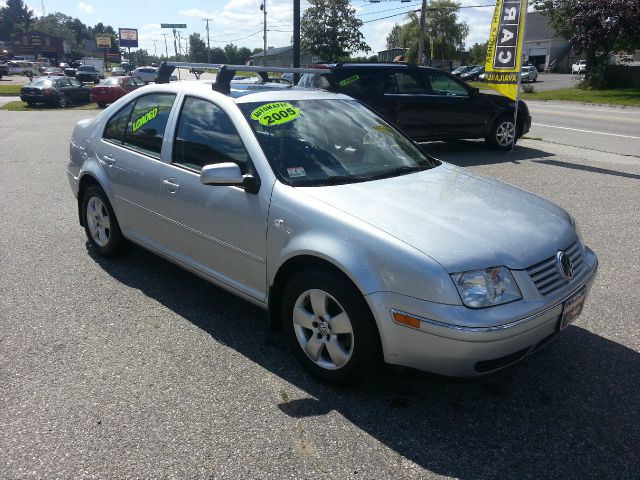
[[521, 66, 538, 83], [132, 66, 159, 84], [572, 60, 586, 75]]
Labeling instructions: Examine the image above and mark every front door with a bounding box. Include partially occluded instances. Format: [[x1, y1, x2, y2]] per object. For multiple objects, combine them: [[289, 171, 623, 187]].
[[157, 95, 270, 302]]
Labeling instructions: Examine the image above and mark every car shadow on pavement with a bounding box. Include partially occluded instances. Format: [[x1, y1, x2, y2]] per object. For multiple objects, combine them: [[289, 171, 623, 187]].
[[534, 159, 640, 181], [421, 140, 554, 167], [88, 243, 640, 480]]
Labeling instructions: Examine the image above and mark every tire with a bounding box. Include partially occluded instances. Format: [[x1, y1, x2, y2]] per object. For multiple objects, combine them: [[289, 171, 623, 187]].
[[282, 270, 380, 385], [58, 95, 68, 108], [486, 114, 518, 151], [81, 185, 126, 257], [98, 102, 106, 108]]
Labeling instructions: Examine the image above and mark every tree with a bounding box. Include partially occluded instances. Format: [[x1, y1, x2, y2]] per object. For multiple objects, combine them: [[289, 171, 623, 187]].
[[388, 1, 468, 64], [237, 47, 252, 64], [386, 24, 402, 49], [0, 0, 34, 39], [210, 47, 226, 63], [189, 32, 207, 62], [534, 0, 640, 86], [301, 0, 370, 61], [224, 43, 239, 64], [468, 41, 488, 65]]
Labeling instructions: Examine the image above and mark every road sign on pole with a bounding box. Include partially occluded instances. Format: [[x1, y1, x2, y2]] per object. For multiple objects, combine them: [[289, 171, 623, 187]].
[[161, 24, 187, 29]]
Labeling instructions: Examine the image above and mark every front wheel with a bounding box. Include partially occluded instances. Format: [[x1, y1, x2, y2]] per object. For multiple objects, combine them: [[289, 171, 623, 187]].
[[58, 95, 68, 108], [81, 185, 126, 256], [282, 270, 380, 385], [486, 114, 517, 151]]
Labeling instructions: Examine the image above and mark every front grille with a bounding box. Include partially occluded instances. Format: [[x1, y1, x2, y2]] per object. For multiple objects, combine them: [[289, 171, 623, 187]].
[[527, 241, 585, 296]]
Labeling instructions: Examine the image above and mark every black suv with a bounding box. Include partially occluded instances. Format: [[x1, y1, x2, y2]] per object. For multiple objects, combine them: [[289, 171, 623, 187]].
[[75, 65, 100, 83], [298, 63, 531, 150]]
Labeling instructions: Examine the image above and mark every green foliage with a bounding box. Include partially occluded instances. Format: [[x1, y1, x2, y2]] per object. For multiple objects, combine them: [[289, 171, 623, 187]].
[[533, 0, 640, 88], [520, 87, 640, 107], [301, 0, 370, 61], [386, 24, 402, 49], [468, 41, 488, 66], [0, 0, 34, 39], [390, 1, 469, 64], [189, 33, 207, 62]]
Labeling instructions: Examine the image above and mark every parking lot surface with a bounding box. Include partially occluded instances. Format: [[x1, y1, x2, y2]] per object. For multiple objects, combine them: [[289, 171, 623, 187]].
[[0, 110, 638, 479]]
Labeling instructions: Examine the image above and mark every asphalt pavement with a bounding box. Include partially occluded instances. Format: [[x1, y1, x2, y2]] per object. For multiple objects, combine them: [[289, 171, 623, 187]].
[[0, 109, 638, 479]]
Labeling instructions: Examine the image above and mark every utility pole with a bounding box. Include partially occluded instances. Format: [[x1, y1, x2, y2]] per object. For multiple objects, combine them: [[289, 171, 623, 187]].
[[293, 0, 300, 81], [161, 33, 169, 58], [152, 39, 157, 57], [260, 0, 267, 65], [202, 18, 212, 63], [173, 28, 179, 61], [418, 0, 427, 66]]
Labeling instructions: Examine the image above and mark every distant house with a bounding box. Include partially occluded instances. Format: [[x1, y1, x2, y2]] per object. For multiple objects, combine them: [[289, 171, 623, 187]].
[[377, 48, 407, 63], [9, 31, 67, 63], [248, 46, 321, 67], [523, 12, 571, 72]]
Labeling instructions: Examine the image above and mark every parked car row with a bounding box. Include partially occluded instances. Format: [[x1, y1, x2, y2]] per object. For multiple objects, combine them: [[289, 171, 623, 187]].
[[19, 74, 146, 108]]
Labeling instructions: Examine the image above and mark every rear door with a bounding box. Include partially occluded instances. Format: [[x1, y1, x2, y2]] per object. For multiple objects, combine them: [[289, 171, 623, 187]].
[[94, 92, 177, 244]]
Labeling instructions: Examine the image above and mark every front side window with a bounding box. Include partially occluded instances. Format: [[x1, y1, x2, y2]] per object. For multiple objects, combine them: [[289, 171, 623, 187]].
[[173, 96, 250, 173], [425, 70, 469, 97], [123, 93, 176, 158], [239, 99, 437, 186]]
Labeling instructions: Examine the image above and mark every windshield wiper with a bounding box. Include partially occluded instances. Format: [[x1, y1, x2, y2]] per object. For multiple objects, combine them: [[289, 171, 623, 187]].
[[295, 175, 364, 186], [367, 165, 429, 181]]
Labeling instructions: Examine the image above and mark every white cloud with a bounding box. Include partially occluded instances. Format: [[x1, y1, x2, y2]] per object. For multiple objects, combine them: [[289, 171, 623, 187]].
[[78, 2, 95, 14]]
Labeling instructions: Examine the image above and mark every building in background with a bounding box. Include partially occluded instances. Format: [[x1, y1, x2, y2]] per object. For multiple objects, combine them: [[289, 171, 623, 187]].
[[523, 12, 571, 72], [249, 46, 320, 67], [8, 31, 67, 63], [377, 48, 407, 63]]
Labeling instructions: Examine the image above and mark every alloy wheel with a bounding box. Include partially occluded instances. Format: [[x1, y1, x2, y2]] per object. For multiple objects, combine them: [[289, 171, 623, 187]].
[[292, 288, 354, 370], [86, 196, 111, 247], [496, 120, 515, 147]]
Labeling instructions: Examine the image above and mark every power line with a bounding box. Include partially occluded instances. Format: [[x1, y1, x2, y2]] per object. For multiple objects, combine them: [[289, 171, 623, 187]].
[[362, 3, 495, 24], [211, 30, 263, 43]]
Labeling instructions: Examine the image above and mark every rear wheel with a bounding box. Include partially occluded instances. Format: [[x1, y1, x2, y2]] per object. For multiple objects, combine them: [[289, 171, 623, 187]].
[[282, 270, 380, 385], [486, 114, 517, 151], [98, 102, 106, 108], [81, 185, 126, 256]]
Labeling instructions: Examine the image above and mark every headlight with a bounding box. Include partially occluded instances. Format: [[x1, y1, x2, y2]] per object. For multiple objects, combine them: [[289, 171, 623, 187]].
[[452, 267, 521, 308]]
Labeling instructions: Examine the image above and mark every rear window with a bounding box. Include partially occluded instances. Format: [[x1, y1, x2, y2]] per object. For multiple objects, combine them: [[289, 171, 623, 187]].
[[334, 70, 381, 97], [29, 78, 54, 87], [78, 66, 96, 72], [99, 78, 120, 85]]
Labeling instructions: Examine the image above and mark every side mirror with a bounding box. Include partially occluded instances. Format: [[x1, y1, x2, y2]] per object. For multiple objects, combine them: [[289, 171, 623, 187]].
[[200, 162, 260, 193]]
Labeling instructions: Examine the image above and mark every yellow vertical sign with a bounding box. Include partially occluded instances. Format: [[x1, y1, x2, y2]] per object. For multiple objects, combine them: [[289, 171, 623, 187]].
[[484, 0, 528, 100]]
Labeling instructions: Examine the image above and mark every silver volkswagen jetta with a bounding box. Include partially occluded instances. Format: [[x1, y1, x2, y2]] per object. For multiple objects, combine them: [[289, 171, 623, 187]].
[[67, 80, 598, 384]]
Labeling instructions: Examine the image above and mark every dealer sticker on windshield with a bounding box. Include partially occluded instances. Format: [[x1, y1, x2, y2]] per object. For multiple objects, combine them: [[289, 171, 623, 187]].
[[250, 102, 300, 126], [287, 167, 306, 178]]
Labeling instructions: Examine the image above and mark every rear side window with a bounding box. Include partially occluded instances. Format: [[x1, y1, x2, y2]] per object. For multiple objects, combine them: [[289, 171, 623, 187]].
[[123, 93, 176, 158], [172, 96, 250, 173], [335, 70, 380, 97], [103, 103, 134, 144], [383, 71, 427, 94]]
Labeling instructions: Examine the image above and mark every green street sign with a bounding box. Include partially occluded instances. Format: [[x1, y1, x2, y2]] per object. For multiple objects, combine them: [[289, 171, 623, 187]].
[[161, 23, 187, 29]]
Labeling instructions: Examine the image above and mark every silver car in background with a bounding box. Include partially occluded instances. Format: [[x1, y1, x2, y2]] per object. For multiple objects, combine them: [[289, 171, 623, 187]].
[[67, 81, 598, 384]]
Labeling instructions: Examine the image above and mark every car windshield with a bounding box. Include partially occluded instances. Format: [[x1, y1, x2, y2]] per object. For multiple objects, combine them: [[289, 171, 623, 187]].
[[239, 99, 438, 186]]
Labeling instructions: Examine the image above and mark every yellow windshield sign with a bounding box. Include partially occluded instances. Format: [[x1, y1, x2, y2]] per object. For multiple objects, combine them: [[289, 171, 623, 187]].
[[484, 0, 527, 100], [250, 102, 300, 126], [132, 107, 158, 132]]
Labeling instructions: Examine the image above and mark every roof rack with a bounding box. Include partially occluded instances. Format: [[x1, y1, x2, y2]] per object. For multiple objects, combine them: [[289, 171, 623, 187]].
[[156, 61, 330, 93]]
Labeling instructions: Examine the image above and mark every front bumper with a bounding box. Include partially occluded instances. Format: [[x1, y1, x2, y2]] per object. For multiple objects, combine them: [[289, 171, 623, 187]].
[[366, 248, 598, 376]]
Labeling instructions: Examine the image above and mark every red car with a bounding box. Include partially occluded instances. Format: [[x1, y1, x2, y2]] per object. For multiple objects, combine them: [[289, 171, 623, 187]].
[[90, 76, 145, 107]]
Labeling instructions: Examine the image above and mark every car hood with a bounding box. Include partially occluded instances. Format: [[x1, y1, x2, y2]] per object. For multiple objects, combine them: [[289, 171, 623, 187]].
[[298, 163, 575, 272]]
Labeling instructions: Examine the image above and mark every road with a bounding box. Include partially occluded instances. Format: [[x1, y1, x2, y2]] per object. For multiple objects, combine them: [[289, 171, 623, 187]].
[[527, 100, 640, 157], [0, 110, 638, 480]]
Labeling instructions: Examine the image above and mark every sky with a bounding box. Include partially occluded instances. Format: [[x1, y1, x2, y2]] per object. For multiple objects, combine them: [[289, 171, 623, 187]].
[[11, 0, 496, 57]]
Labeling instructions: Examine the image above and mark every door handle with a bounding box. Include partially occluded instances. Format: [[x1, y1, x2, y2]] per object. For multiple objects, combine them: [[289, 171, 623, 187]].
[[162, 178, 180, 193], [100, 154, 115, 167]]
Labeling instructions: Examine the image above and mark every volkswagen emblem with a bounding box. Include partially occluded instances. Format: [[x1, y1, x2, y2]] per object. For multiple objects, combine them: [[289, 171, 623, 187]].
[[556, 251, 574, 280], [318, 321, 330, 336]]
